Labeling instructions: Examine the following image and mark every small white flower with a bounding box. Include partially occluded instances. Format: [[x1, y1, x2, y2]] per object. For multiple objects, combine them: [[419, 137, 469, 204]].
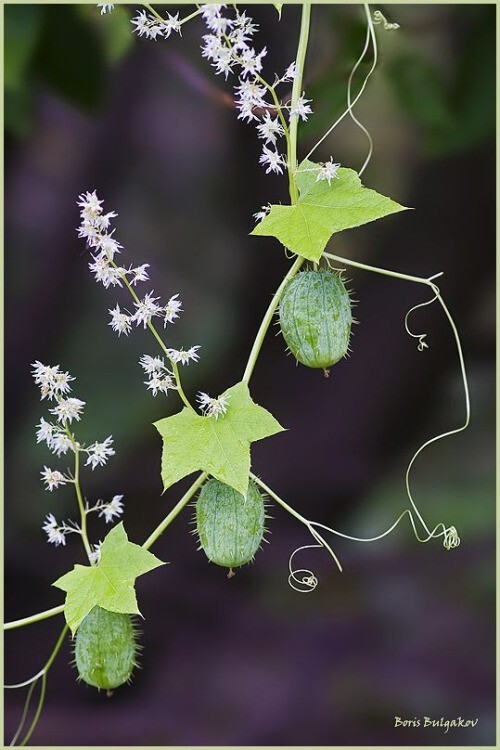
[[132, 292, 163, 328], [163, 294, 183, 326], [196, 392, 230, 419], [316, 158, 341, 185], [50, 431, 74, 457], [290, 94, 313, 121], [239, 46, 267, 79], [200, 4, 227, 28], [43, 514, 67, 546], [282, 61, 298, 82], [89, 256, 123, 288], [164, 12, 182, 37], [145, 374, 176, 397], [109, 304, 132, 336], [213, 46, 235, 79], [98, 3, 114, 14], [89, 541, 103, 564], [167, 346, 201, 365], [40, 467, 68, 492], [77, 191, 103, 220], [99, 494, 124, 523], [95, 231, 122, 260], [130, 264, 150, 285], [32, 362, 74, 400], [256, 112, 284, 145], [131, 10, 165, 40], [253, 204, 271, 223], [235, 80, 268, 122], [85, 436, 115, 470], [49, 397, 86, 424], [139, 354, 166, 375], [259, 145, 285, 175], [94, 211, 118, 231], [36, 418, 54, 446]]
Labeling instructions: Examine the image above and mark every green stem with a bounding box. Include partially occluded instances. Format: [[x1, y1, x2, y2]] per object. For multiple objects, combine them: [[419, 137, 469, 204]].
[[242, 255, 304, 383], [143, 472, 207, 550], [18, 625, 68, 747], [144, 4, 201, 26], [4, 605, 65, 631], [288, 3, 311, 199], [69, 434, 93, 563], [110, 259, 194, 412], [241, 3, 312, 384], [323, 251, 442, 288]]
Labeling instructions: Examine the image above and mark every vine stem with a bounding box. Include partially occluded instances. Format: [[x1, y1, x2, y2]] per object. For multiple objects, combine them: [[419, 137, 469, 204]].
[[242, 255, 303, 383], [109, 259, 193, 412], [4, 605, 65, 631], [251, 473, 343, 572], [288, 2, 311, 199], [324, 250, 471, 538], [65, 427, 93, 563], [242, 2, 311, 384], [142, 473, 207, 550], [9, 624, 68, 747], [144, 4, 202, 27]]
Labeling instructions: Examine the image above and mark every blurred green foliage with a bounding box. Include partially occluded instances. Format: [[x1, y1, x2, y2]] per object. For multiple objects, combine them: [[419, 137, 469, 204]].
[[386, 6, 495, 155], [303, 4, 495, 156], [5, 4, 133, 136]]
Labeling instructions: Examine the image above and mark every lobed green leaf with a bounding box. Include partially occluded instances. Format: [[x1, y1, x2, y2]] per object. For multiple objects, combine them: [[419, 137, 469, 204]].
[[154, 381, 284, 497], [53, 523, 164, 635], [251, 159, 410, 262]]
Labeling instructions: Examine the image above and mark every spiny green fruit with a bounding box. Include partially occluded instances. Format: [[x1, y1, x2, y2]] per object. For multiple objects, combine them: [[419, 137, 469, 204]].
[[279, 269, 353, 372], [74, 606, 138, 692], [196, 478, 265, 569]]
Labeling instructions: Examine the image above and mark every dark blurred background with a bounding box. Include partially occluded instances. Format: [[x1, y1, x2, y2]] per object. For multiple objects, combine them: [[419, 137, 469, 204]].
[[4, 3, 496, 746]]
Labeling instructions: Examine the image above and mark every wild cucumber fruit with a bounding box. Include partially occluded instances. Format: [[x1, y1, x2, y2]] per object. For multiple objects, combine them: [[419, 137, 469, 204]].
[[196, 478, 265, 570], [74, 606, 138, 691], [279, 269, 352, 372]]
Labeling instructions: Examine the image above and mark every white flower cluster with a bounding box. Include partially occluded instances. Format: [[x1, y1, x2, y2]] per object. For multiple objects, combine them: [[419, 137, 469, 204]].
[[140, 355, 176, 397], [97, 3, 114, 14], [77, 192, 200, 382], [131, 9, 181, 40], [199, 4, 306, 176], [43, 514, 80, 546], [33, 362, 116, 474], [34, 362, 125, 548], [311, 158, 341, 185], [196, 391, 230, 419], [87, 494, 125, 524]]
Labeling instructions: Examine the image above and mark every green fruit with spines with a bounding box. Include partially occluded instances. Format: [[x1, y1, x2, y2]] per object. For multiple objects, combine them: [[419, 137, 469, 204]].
[[278, 268, 353, 371], [74, 606, 139, 691], [195, 478, 266, 569]]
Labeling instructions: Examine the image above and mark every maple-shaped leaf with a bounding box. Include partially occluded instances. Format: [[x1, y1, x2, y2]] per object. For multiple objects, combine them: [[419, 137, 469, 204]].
[[154, 381, 284, 496], [53, 523, 164, 634], [251, 159, 410, 261]]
